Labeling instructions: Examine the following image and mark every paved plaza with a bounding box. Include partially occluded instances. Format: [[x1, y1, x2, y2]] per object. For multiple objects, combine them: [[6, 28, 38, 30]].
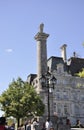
[[71, 128, 84, 130]]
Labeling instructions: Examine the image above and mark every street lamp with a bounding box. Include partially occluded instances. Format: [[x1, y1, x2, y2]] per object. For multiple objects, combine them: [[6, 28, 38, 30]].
[[39, 71, 57, 120]]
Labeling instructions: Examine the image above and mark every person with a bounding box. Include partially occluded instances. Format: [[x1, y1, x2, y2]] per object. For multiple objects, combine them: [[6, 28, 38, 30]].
[[32, 118, 39, 130], [20, 124, 25, 130], [76, 119, 83, 128], [45, 118, 53, 130], [49, 128, 54, 130], [5, 122, 8, 128], [45, 118, 50, 130], [66, 119, 71, 128], [17, 127, 21, 130], [26, 120, 31, 130], [9, 123, 15, 130], [0, 125, 6, 130], [41, 123, 46, 130], [0, 117, 9, 130]]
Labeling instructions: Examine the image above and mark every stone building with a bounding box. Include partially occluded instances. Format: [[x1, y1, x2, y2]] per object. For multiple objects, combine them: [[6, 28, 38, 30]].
[[27, 24, 84, 125]]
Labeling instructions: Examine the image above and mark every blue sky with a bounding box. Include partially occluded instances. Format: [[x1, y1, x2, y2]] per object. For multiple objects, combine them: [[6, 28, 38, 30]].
[[0, 0, 84, 115]]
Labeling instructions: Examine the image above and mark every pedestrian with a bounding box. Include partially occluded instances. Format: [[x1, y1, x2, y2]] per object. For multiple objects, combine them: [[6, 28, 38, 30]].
[[0, 117, 9, 130], [76, 119, 83, 128], [41, 123, 46, 130], [45, 118, 52, 130], [49, 128, 54, 130], [26, 120, 31, 130], [20, 124, 25, 130], [9, 123, 15, 130], [66, 119, 71, 128], [32, 118, 39, 130]]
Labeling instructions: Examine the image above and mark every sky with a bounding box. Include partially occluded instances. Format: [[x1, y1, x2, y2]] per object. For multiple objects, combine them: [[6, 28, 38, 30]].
[[0, 0, 84, 116]]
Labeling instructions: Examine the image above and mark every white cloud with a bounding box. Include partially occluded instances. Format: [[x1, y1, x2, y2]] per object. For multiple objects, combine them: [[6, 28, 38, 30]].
[[5, 48, 13, 53]]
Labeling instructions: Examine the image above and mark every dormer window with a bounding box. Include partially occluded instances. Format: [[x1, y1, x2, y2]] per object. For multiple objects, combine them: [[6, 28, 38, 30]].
[[57, 63, 64, 73]]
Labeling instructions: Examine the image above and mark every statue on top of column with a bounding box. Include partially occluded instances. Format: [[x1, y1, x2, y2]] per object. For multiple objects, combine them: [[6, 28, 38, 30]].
[[39, 23, 44, 33]]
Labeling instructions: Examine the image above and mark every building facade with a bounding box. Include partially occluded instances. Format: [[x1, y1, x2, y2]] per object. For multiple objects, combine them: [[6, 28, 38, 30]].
[[27, 24, 84, 125]]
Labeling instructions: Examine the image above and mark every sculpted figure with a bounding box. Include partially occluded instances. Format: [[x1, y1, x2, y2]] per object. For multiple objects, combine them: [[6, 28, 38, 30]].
[[39, 23, 44, 33]]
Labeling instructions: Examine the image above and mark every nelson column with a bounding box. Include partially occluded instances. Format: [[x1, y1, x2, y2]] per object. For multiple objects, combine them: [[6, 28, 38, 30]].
[[34, 23, 49, 91]]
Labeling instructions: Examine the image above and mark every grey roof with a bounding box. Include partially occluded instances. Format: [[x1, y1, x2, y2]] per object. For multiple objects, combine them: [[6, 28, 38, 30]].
[[47, 56, 84, 76], [47, 56, 67, 72], [67, 57, 84, 76]]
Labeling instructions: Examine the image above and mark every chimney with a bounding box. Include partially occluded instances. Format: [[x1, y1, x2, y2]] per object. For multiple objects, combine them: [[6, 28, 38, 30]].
[[60, 44, 67, 63]]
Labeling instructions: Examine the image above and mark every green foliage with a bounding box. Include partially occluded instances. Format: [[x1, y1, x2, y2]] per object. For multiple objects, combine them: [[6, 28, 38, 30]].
[[0, 77, 45, 126], [76, 68, 84, 78]]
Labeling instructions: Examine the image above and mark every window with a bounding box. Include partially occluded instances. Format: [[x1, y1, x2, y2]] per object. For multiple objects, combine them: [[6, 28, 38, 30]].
[[57, 63, 64, 73], [80, 94, 84, 101], [64, 104, 68, 114], [56, 90, 61, 99], [57, 104, 61, 114], [53, 103, 56, 110], [72, 92, 77, 100], [63, 91, 68, 99], [75, 105, 79, 115]]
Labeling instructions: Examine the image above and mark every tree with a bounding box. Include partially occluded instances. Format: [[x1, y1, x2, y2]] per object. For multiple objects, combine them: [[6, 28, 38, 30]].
[[0, 77, 45, 127], [76, 68, 84, 78]]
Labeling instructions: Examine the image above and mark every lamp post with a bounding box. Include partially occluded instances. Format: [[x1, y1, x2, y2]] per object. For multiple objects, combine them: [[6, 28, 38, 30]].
[[39, 71, 57, 120]]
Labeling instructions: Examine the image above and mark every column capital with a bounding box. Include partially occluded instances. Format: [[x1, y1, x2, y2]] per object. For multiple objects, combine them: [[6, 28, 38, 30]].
[[34, 23, 49, 41], [34, 32, 49, 41]]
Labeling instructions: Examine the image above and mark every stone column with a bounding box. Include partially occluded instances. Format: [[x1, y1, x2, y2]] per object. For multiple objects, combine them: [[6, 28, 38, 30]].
[[34, 23, 49, 91]]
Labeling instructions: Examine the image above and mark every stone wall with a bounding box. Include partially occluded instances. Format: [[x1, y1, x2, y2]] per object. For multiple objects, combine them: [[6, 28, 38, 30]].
[[57, 124, 71, 130]]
